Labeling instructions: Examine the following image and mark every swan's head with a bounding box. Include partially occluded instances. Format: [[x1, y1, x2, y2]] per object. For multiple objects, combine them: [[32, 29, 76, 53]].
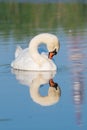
[[47, 35, 60, 59]]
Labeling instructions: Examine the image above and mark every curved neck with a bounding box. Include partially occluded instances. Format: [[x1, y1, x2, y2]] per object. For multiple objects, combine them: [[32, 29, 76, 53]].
[[29, 81, 51, 106], [29, 33, 53, 65], [29, 77, 59, 106], [30, 76, 47, 102]]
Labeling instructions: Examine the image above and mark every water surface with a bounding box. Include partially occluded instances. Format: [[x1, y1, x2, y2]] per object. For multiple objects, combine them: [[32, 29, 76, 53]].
[[0, 2, 87, 130]]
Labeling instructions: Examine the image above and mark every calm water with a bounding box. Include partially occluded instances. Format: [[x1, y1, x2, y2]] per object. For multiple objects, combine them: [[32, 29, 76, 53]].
[[0, 2, 87, 130]]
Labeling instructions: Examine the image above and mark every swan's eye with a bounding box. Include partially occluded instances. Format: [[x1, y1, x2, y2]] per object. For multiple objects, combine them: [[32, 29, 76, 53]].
[[53, 49, 57, 55]]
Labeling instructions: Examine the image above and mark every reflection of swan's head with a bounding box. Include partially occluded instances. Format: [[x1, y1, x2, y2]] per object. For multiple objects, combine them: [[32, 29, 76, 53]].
[[12, 69, 61, 106]]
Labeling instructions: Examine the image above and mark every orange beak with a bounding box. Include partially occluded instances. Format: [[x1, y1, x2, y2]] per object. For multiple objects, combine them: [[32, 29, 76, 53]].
[[48, 52, 55, 59], [48, 49, 57, 59]]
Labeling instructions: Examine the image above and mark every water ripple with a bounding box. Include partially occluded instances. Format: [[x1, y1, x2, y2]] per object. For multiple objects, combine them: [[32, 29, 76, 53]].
[[0, 64, 10, 74], [0, 118, 12, 122]]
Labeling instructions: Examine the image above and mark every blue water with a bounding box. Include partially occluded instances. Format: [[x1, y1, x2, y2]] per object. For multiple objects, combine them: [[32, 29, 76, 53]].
[[0, 2, 87, 130]]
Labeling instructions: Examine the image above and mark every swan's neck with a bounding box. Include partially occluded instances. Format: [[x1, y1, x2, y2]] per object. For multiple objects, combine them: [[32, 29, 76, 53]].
[[29, 33, 52, 65]]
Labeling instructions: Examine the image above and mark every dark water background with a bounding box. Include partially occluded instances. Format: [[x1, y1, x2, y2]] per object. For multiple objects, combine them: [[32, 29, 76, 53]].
[[0, 1, 87, 130]]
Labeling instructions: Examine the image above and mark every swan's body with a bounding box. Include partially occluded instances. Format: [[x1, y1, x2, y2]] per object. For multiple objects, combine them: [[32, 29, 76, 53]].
[[11, 33, 60, 71], [12, 70, 61, 106]]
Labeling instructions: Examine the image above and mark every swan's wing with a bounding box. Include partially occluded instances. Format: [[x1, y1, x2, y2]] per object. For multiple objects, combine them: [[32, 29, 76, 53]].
[[15, 45, 23, 58], [11, 48, 35, 70]]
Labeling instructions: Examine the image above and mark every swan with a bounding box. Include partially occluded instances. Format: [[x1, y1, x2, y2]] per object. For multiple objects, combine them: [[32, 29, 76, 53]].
[[11, 33, 60, 71], [12, 69, 61, 106]]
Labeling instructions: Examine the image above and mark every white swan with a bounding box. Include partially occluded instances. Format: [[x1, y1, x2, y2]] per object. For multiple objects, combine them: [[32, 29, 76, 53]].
[[12, 69, 61, 106], [11, 33, 60, 71]]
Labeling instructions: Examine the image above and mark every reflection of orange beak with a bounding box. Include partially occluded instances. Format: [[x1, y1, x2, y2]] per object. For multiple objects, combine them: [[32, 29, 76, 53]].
[[48, 49, 57, 59], [49, 79, 55, 87], [49, 79, 58, 90], [49, 79, 61, 94]]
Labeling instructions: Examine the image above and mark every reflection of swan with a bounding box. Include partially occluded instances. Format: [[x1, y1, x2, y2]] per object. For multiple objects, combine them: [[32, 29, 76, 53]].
[[11, 33, 60, 71], [12, 69, 61, 106]]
